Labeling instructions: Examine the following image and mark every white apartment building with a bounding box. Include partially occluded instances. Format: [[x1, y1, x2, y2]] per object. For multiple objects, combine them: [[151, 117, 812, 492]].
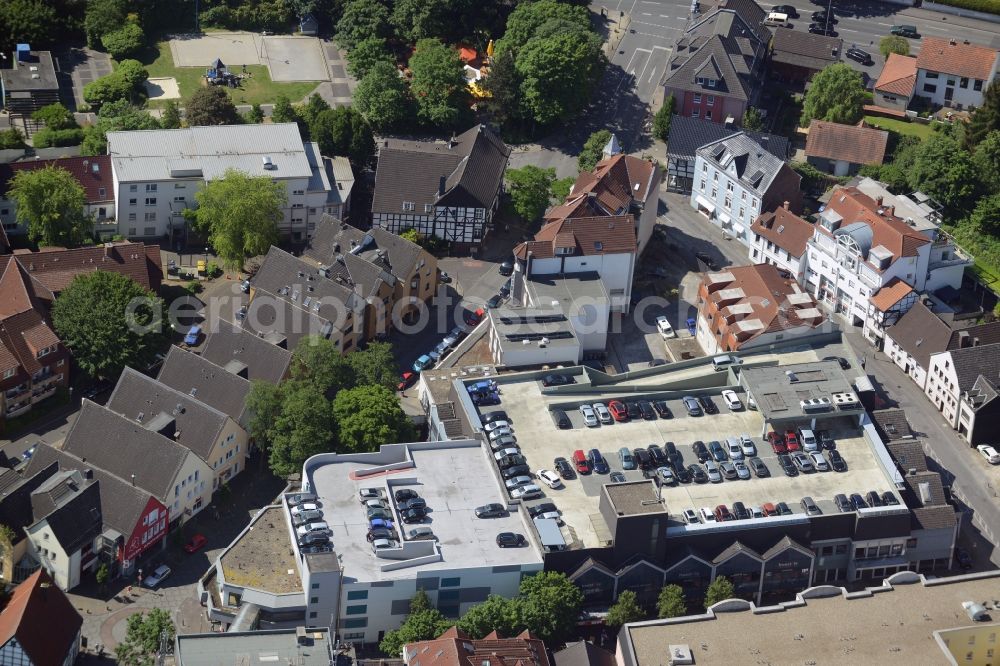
[[748, 204, 812, 282], [690, 133, 803, 247], [804, 180, 969, 339], [107, 124, 353, 243], [915, 37, 999, 110]]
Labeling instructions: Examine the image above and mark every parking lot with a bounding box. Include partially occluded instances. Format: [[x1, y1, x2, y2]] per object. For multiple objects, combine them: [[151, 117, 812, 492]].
[[477, 370, 900, 546]]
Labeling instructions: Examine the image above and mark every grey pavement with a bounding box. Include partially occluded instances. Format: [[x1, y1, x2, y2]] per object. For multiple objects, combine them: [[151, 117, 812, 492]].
[[54, 47, 112, 111]]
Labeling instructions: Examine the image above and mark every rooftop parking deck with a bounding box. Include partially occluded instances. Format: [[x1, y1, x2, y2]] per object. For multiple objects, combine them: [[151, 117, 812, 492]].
[[304, 442, 543, 581]]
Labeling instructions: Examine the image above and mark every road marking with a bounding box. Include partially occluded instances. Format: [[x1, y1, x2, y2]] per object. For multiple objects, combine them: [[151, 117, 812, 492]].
[[631, 20, 682, 31], [642, 12, 652, 15], [840, 28, 858, 34], [635, 48, 654, 87]]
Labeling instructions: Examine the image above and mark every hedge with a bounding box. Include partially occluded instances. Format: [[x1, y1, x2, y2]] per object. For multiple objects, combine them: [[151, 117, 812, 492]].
[[930, 0, 1000, 13], [32, 128, 85, 148]]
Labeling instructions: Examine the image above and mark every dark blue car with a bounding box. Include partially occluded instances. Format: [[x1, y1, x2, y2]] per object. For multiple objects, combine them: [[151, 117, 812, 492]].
[[588, 449, 609, 474]]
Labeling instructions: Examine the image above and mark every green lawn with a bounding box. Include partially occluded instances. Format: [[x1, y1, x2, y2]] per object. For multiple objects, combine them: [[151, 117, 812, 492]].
[[136, 41, 320, 107], [863, 115, 935, 141]]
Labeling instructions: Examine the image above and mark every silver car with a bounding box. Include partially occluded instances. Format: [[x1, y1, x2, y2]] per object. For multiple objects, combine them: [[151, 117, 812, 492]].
[[733, 460, 751, 480], [705, 460, 722, 483], [504, 475, 533, 489], [592, 402, 613, 424], [810, 451, 830, 472]]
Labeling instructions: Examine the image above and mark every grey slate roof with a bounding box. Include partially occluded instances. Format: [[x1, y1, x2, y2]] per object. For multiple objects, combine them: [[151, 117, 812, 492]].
[[947, 342, 1000, 393], [697, 133, 787, 194], [0, 464, 58, 546], [761, 535, 810, 560], [29, 471, 102, 555], [107, 123, 313, 182], [157, 346, 251, 426], [886, 300, 953, 369], [712, 540, 762, 564], [667, 114, 789, 160], [770, 27, 843, 71], [25, 444, 157, 540], [201, 323, 292, 384], [884, 440, 928, 474], [372, 125, 510, 214], [107, 367, 228, 462], [62, 400, 190, 502], [554, 641, 617, 666], [305, 216, 426, 292], [870, 408, 914, 441]]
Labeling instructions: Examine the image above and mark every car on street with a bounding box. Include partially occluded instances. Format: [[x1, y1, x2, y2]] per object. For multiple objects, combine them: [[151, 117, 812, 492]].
[[609, 471, 627, 483], [979, 445, 1000, 464], [464, 307, 485, 326], [554, 457, 575, 479], [708, 440, 727, 462], [748, 457, 769, 477], [438, 271, 452, 283], [608, 400, 629, 422], [656, 315, 676, 338], [652, 400, 672, 418], [682, 396, 703, 416], [486, 293, 503, 309], [142, 564, 172, 588], [183, 534, 207, 553], [551, 409, 570, 429], [829, 449, 847, 472], [811, 10, 837, 23], [537, 469, 563, 489], [845, 47, 873, 65], [235, 305, 247, 321], [778, 454, 798, 476], [593, 402, 613, 424], [240, 279, 251, 293], [541, 373, 574, 387], [808, 23, 837, 36], [772, 4, 798, 17], [443, 327, 465, 348], [499, 280, 511, 299], [498, 259, 514, 276], [496, 532, 526, 548], [688, 464, 708, 483], [721, 390, 743, 411], [184, 325, 202, 346], [579, 404, 599, 427], [413, 354, 434, 372], [733, 460, 751, 480], [890, 24, 919, 37]]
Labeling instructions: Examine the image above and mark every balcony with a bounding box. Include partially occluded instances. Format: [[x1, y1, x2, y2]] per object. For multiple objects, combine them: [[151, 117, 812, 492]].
[[5, 384, 28, 401], [928, 243, 973, 271], [31, 384, 56, 402], [6, 401, 30, 418]]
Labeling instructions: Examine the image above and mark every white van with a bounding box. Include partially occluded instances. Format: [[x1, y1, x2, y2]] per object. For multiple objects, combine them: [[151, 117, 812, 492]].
[[764, 11, 788, 26], [712, 354, 742, 371], [799, 427, 819, 452]]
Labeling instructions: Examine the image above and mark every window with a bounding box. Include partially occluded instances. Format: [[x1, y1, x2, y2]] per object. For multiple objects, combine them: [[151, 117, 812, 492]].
[[724, 195, 732, 209], [346, 604, 367, 615], [402, 201, 415, 211], [175, 183, 185, 189], [342, 618, 367, 628], [347, 590, 367, 600], [739, 206, 745, 219], [441, 577, 461, 587], [726, 181, 734, 192], [702, 162, 708, 173], [960, 77, 969, 89], [713, 171, 719, 182], [906, 537, 918, 548], [311, 597, 319, 604], [145, 197, 157, 206], [705, 110, 712, 120], [309, 612, 318, 619], [128, 228, 136, 236], [292, 203, 304, 208], [926, 72, 939, 79], [129, 185, 138, 192], [144, 212, 156, 222], [700, 179, 706, 192], [707, 95, 715, 106], [3, 369, 13, 379], [693, 93, 702, 104], [129, 199, 137, 206], [692, 108, 700, 118], [711, 187, 718, 198], [923, 83, 937, 94], [144, 226, 155, 235], [174, 196, 185, 202], [292, 189, 305, 196], [145, 184, 157, 192], [98, 187, 106, 197], [975, 79, 984, 91]]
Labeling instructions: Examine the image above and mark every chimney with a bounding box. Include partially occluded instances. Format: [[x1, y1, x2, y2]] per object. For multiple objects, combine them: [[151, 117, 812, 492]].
[[438, 176, 446, 196], [958, 330, 970, 348], [131, 474, 136, 486], [448, 133, 456, 149], [876, 195, 883, 206], [84, 469, 93, 480], [783, 201, 790, 210], [887, 205, 895, 217], [104, 242, 113, 257]]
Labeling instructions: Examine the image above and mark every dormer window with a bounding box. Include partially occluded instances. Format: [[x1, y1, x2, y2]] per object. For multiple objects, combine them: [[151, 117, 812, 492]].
[[706, 79, 716, 88], [402, 201, 415, 212], [556, 246, 574, 255]]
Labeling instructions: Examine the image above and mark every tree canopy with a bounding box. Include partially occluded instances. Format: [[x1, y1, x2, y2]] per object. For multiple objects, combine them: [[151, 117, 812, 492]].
[[185, 86, 241, 126], [578, 129, 611, 172], [191, 169, 284, 271], [267, 380, 337, 476], [653, 96, 676, 140], [515, 28, 602, 126], [52, 271, 166, 380], [32, 103, 77, 130], [515, 572, 584, 642], [879, 35, 910, 58], [967, 80, 1000, 149], [85, 0, 127, 48], [336, 0, 390, 50], [161, 100, 182, 129], [379, 591, 453, 657], [346, 37, 395, 80], [354, 61, 412, 132], [970, 193, 1000, 237], [8, 166, 92, 247], [908, 133, 982, 214], [657, 584, 687, 618], [498, 0, 591, 55], [245, 380, 283, 454], [114, 608, 174, 666], [348, 341, 399, 390], [83, 59, 148, 109], [456, 594, 521, 638], [606, 590, 647, 628], [310, 106, 376, 169], [506, 165, 556, 224], [102, 21, 145, 60], [81, 99, 160, 155], [333, 384, 416, 452], [409, 38, 469, 128], [742, 106, 764, 132], [704, 576, 735, 609], [800, 63, 866, 126]]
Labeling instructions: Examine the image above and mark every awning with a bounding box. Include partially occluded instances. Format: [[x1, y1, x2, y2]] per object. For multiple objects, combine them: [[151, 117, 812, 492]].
[[695, 195, 716, 214], [717, 211, 732, 225]]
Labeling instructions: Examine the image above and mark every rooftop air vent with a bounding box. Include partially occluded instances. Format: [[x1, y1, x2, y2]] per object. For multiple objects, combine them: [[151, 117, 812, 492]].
[[262, 156, 276, 170]]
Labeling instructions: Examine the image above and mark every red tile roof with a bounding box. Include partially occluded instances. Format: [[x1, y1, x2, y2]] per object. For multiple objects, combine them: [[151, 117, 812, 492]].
[[0, 310, 60, 375], [916, 37, 997, 81], [870, 277, 914, 312], [0, 569, 82, 666], [820, 186, 929, 262], [875, 54, 918, 97], [514, 215, 636, 259], [544, 154, 656, 225], [750, 206, 813, 257], [404, 627, 550, 666], [16, 242, 161, 293], [805, 120, 888, 166], [1, 155, 113, 203]]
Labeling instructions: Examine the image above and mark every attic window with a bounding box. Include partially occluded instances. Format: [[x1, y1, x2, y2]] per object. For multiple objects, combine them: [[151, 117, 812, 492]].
[[402, 201, 415, 212]]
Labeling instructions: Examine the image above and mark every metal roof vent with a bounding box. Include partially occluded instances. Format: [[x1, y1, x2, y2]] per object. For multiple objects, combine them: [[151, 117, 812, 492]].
[[262, 156, 276, 170]]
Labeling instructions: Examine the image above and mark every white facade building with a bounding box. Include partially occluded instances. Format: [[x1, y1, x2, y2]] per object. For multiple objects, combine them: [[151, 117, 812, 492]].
[[914, 37, 999, 109], [107, 124, 353, 243], [748, 204, 812, 283]]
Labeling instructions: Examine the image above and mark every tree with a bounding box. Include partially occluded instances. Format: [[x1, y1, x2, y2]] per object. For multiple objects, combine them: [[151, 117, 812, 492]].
[[742, 106, 764, 132], [498, 0, 591, 55], [606, 590, 647, 628], [800, 63, 866, 126], [656, 584, 687, 618], [95, 562, 110, 595], [0, 0, 58, 55], [354, 61, 411, 131], [32, 103, 77, 130], [245, 380, 282, 453], [516, 572, 583, 642], [653, 95, 676, 141], [301, 93, 331, 131], [974, 130, 1000, 188], [550, 177, 574, 201], [85, 0, 127, 48], [160, 100, 182, 129], [966, 80, 1000, 149], [336, 0, 390, 50], [271, 95, 300, 125], [0, 128, 26, 149], [346, 37, 394, 79], [516, 29, 602, 126], [52, 271, 166, 380], [390, 0, 451, 42], [114, 608, 174, 666], [333, 385, 416, 452], [244, 103, 264, 124], [482, 47, 523, 130], [347, 341, 399, 390], [506, 165, 556, 223], [80, 99, 159, 155], [457, 595, 520, 638], [969, 193, 1000, 236], [185, 86, 240, 126], [102, 22, 145, 60], [908, 133, 982, 213], [879, 35, 910, 59], [409, 38, 469, 128], [290, 335, 352, 397], [704, 576, 735, 609], [379, 597, 453, 657], [83, 59, 148, 108], [268, 381, 336, 477], [311, 106, 376, 168], [8, 166, 91, 247], [579, 130, 612, 172], [191, 169, 285, 270]]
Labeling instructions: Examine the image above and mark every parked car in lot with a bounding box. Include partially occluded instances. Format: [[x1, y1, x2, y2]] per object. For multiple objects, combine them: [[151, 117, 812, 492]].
[[481, 410, 509, 425], [288, 492, 317, 506], [778, 454, 798, 476], [291, 502, 319, 517], [647, 444, 668, 467], [367, 528, 396, 542], [608, 400, 629, 422], [588, 449, 609, 474], [682, 396, 702, 416], [143, 564, 172, 588], [817, 429, 835, 450], [834, 494, 851, 512], [683, 508, 700, 524], [593, 402, 613, 424], [573, 450, 591, 474], [502, 464, 531, 479], [496, 532, 527, 548], [956, 547, 973, 569], [656, 315, 676, 338], [394, 489, 418, 503], [828, 449, 847, 472], [720, 461, 738, 480], [607, 471, 625, 483], [882, 491, 900, 506], [801, 496, 821, 515], [537, 469, 563, 489], [850, 493, 868, 510], [293, 509, 324, 526], [739, 435, 756, 457], [732, 502, 751, 520], [733, 460, 751, 480], [652, 400, 672, 418], [688, 464, 708, 483], [726, 439, 744, 461], [655, 466, 675, 485], [483, 420, 511, 433], [672, 464, 691, 483], [721, 390, 743, 411], [371, 538, 400, 551], [792, 452, 815, 473], [638, 401, 657, 420], [408, 526, 435, 541], [619, 447, 636, 470], [476, 503, 508, 518], [551, 409, 570, 429], [768, 431, 786, 454], [708, 440, 727, 462], [504, 475, 533, 490], [300, 532, 330, 547], [579, 404, 599, 427], [625, 401, 641, 419], [979, 445, 1000, 464], [810, 451, 830, 472], [490, 435, 518, 451], [784, 430, 800, 451], [296, 522, 330, 537], [510, 484, 543, 500], [542, 373, 573, 387], [714, 504, 734, 522], [748, 457, 769, 478], [493, 447, 521, 461], [633, 447, 653, 470], [184, 325, 202, 346], [692, 440, 710, 463], [698, 396, 719, 414], [554, 457, 575, 479], [775, 502, 792, 516]]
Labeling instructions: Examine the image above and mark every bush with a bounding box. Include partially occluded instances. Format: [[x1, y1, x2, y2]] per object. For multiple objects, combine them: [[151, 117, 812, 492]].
[[930, 0, 1000, 12], [0, 128, 26, 149], [32, 128, 85, 148], [185, 280, 203, 294], [792, 161, 829, 191], [101, 22, 145, 60], [206, 262, 222, 278], [83, 59, 148, 108], [200, 0, 294, 31]]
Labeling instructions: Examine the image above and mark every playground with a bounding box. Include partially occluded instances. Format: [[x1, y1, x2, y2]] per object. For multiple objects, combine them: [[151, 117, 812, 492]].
[[168, 31, 328, 83]]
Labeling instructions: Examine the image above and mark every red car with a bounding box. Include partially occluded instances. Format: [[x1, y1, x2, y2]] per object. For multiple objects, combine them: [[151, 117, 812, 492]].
[[183, 533, 207, 554], [784, 430, 800, 452], [397, 372, 417, 391], [572, 449, 591, 474], [767, 431, 787, 454], [608, 400, 629, 422], [464, 307, 486, 326]]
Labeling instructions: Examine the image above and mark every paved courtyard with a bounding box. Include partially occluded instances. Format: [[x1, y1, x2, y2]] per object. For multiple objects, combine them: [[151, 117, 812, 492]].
[[169, 32, 263, 67], [262, 36, 329, 82]]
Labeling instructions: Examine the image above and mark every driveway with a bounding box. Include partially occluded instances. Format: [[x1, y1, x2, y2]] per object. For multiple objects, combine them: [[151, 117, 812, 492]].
[[54, 47, 112, 110]]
